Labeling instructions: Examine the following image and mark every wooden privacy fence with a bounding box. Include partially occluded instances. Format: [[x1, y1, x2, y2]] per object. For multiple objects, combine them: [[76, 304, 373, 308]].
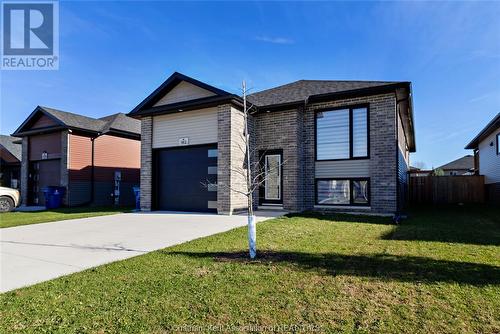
[[409, 175, 485, 204]]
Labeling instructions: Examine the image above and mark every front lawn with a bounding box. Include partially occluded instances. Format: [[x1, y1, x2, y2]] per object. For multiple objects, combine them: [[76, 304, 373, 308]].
[[1, 205, 499, 333], [0, 206, 131, 228]]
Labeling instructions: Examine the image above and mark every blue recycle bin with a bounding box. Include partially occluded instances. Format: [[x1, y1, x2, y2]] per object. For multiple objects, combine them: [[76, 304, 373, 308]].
[[42, 186, 66, 209], [132, 186, 140, 211]]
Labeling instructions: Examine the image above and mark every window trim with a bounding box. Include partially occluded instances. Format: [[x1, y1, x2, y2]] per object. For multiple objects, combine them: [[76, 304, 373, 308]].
[[315, 178, 371, 207], [314, 104, 370, 162]]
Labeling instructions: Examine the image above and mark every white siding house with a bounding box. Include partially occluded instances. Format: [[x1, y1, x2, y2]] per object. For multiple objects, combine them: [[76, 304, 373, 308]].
[[466, 113, 500, 203]]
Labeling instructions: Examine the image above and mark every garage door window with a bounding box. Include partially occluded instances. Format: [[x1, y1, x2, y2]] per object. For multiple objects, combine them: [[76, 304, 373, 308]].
[[208, 149, 218, 158]]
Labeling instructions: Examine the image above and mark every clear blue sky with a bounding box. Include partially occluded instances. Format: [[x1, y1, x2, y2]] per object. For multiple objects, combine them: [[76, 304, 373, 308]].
[[1, 1, 499, 168]]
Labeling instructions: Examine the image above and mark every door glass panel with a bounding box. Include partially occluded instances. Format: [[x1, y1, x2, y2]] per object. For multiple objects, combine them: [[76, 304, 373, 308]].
[[265, 155, 281, 200]]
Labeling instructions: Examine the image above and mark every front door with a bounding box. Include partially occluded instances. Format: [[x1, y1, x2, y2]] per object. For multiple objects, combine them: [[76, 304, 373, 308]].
[[259, 150, 283, 205]]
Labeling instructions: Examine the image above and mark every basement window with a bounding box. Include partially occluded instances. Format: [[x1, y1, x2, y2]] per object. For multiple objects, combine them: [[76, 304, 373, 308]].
[[316, 178, 370, 206]]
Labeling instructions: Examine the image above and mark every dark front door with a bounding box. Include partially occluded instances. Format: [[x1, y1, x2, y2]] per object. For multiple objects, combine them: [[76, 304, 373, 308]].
[[28, 159, 61, 206], [259, 150, 283, 205], [155, 144, 217, 212]]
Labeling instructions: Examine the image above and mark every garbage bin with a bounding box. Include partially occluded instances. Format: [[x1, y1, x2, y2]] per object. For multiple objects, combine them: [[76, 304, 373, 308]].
[[132, 186, 140, 211], [43, 186, 66, 209]]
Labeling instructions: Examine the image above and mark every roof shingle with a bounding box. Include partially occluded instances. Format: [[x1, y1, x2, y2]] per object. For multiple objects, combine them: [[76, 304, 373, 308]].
[[16, 107, 141, 137], [247, 80, 400, 107], [0, 135, 22, 161], [438, 155, 474, 171]]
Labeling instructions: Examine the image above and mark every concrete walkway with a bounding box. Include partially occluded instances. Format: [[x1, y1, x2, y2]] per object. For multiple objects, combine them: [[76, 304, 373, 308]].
[[0, 211, 284, 292]]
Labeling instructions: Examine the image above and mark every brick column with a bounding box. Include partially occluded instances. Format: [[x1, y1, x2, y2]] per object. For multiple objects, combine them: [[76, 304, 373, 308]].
[[140, 116, 153, 211], [60, 130, 69, 205], [369, 95, 398, 213], [20, 137, 29, 205], [217, 104, 231, 214]]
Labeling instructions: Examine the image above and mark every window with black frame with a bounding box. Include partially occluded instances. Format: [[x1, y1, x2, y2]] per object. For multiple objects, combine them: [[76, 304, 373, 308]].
[[497, 133, 500, 155], [316, 179, 369, 206], [316, 106, 368, 160]]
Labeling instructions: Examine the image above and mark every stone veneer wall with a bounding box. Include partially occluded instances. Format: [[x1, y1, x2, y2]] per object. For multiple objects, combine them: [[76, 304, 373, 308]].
[[303, 93, 398, 214], [140, 116, 153, 211]]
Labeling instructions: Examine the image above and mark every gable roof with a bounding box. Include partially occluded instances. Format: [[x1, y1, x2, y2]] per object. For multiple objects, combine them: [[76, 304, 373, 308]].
[[127, 72, 415, 151], [99, 113, 141, 135], [437, 155, 474, 171], [465, 113, 500, 149], [13, 106, 140, 138], [129, 72, 234, 116], [247, 80, 404, 107], [41, 106, 107, 132], [0, 135, 22, 161]]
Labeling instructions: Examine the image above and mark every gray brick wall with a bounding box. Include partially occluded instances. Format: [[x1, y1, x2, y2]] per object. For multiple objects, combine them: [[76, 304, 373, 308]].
[[140, 116, 153, 211], [137, 93, 398, 215], [303, 93, 398, 214], [254, 107, 304, 211], [20, 137, 28, 205]]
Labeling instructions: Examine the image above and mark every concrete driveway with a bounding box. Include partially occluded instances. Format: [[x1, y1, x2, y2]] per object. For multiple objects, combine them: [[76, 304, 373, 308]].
[[0, 211, 283, 292]]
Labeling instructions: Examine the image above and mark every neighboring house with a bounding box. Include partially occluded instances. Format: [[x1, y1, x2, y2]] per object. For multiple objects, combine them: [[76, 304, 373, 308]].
[[465, 113, 500, 203], [436, 155, 475, 176], [408, 166, 432, 177], [0, 135, 22, 189], [129, 72, 416, 215], [12, 106, 141, 207]]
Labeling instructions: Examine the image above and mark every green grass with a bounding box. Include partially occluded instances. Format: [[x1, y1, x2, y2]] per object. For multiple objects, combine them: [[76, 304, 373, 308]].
[[0, 206, 132, 228], [1, 205, 499, 333]]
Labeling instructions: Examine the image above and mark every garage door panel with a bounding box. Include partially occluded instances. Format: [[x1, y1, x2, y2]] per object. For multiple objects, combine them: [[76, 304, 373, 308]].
[[155, 144, 217, 212]]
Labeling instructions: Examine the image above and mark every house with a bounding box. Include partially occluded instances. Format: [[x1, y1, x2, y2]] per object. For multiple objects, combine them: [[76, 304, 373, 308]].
[[0, 135, 22, 189], [408, 166, 432, 177], [436, 155, 475, 176], [128, 72, 416, 215], [465, 113, 500, 203], [12, 106, 141, 207]]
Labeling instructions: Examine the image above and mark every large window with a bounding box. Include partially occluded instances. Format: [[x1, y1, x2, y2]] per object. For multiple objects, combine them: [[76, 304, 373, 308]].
[[316, 179, 369, 206], [316, 106, 368, 160]]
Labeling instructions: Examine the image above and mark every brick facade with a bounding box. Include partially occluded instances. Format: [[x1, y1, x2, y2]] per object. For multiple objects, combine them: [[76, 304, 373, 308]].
[[303, 93, 398, 214], [140, 116, 153, 211], [217, 104, 248, 214], [139, 93, 401, 215], [254, 108, 304, 211]]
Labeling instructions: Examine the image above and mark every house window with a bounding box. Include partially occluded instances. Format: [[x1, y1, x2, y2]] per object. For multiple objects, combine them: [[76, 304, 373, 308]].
[[497, 133, 500, 155], [316, 106, 368, 160], [316, 178, 370, 206]]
